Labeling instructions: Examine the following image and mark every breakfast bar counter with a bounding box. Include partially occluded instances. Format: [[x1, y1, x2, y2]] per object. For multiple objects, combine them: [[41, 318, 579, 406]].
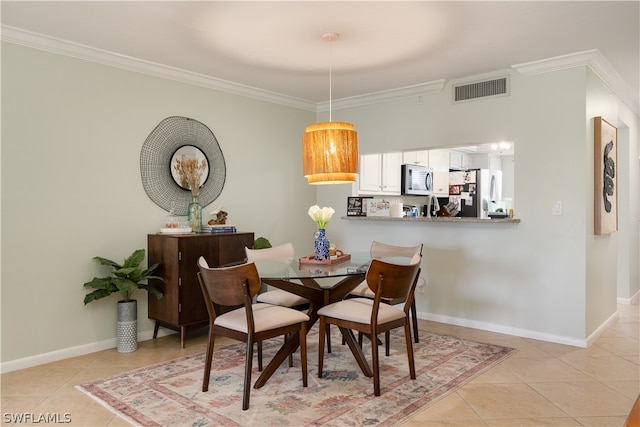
[[342, 216, 520, 224]]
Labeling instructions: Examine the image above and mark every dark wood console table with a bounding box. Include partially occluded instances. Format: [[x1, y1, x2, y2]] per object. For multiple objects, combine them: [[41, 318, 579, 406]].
[[147, 231, 255, 347]]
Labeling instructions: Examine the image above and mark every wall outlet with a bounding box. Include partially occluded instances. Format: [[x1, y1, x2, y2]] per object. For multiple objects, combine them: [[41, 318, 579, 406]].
[[552, 200, 563, 215], [415, 276, 427, 293]]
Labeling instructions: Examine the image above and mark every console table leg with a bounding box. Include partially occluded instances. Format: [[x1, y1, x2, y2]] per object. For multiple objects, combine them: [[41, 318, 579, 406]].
[[153, 321, 160, 339]]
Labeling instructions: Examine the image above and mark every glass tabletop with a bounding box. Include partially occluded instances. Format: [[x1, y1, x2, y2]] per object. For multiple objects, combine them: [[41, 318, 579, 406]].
[[255, 252, 372, 281], [254, 251, 418, 282]]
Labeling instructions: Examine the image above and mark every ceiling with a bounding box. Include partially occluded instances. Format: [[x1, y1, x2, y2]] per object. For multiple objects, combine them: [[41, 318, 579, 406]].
[[1, 1, 639, 110]]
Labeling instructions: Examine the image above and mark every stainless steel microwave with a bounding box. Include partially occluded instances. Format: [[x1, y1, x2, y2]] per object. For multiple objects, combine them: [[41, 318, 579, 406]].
[[401, 164, 434, 196]]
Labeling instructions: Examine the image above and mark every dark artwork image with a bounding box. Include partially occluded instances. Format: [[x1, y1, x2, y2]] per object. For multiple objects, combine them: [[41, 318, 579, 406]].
[[603, 140, 615, 213], [594, 116, 617, 235]]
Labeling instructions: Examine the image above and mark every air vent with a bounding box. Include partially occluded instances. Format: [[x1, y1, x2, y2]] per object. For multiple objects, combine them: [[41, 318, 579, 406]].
[[454, 77, 509, 103]]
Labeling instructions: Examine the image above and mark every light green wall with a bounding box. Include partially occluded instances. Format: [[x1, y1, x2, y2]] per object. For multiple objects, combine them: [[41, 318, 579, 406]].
[[1, 43, 317, 364], [2, 42, 638, 369], [585, 68, 640, 333], [317, 67, 638, 344]]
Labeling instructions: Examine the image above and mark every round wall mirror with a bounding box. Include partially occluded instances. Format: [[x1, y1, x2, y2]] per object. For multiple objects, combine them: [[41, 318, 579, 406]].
[[170, 145, 210, 190], [140, 116, 226, 215]]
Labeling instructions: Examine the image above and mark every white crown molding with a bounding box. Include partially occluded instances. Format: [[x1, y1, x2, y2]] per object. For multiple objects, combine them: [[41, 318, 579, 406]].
[[1, 25, 444, 112], [0, 25, 317, 112], [513, 49, 639, 115], [317, 80, 447, 113], [3, 26, 637, 115]]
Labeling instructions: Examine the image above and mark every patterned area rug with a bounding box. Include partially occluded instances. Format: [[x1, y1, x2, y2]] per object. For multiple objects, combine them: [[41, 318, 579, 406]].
[[76, 328, 515, 426]]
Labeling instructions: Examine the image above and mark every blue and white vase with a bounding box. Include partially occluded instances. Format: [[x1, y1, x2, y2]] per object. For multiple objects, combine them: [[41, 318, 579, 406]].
[[314, 228, 330, 261]]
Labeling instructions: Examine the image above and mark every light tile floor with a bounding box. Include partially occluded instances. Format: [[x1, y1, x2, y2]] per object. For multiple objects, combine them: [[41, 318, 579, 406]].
[[1, 302, 638, 426]]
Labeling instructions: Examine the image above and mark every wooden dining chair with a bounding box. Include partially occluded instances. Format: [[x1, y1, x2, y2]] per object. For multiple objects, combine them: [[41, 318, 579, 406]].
[[197, 257, 309, 410], [246, 243, 334, 357], [246, 243, 309, 308], [318, 255, 421, 396], [245, 243, 308, 368], [347, 241, 423, 354]]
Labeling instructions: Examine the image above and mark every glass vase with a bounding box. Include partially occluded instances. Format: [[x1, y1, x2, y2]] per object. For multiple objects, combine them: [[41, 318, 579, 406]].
[[314, 228, 330, 261], [188, 196, 202, 232]]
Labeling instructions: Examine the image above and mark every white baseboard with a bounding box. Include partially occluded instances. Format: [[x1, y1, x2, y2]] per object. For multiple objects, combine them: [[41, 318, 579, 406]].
[[617, 289, 640, 305], [416, 311, 589, 348], [0, 328, 176, 374], [585, 310, 619, 347], [3, 302, 633, 373]]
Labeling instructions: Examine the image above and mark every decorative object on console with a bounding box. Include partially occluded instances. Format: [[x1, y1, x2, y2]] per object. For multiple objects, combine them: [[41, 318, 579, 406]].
[[173, 154, 207, 232], [208, 206, 228, 225], [203, 207, 233, 233], [140, 116, 226, 216], [594, 116, 618, 235], [308, 205, 334, 260], [83, 249, 164, 353], [302, 33, 358, 185]]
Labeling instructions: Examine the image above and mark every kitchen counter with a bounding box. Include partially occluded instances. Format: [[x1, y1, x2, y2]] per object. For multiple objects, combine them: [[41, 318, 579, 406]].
[[341, 216, 520, 224]]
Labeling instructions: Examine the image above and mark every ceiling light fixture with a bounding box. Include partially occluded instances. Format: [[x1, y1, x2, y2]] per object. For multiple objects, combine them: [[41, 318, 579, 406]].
[[302, 32, 358, 185]]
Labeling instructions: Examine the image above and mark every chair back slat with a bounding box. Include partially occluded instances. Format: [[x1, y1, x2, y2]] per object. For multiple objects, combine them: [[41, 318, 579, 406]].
[[370, 241, 423, 259], [245, 243, 295, 263], [198, 257, 261, 308], [366, 258, 421, 300]]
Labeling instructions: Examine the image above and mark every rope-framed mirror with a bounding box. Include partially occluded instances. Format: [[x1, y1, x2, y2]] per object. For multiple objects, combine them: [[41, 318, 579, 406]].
[[140, 116, 226, 215]]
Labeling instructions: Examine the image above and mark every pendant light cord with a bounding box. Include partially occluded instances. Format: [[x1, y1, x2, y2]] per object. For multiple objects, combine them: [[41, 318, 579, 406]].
[[328, 37, 333, 122], [322, 32, 339, 123]]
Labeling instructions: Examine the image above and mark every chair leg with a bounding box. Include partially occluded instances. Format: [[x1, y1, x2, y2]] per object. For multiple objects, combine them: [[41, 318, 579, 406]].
[[257, 341, 263, 371], [318, 317, 326, 379], [242, 339, 254, 411], [326, 324, 332, 353], [411, 299, 419, 343], [385, 331, 390, 356], [404, 323, 416, 380], [371, 328, 381, 396], [287, 334, 294, 367], [202, 330, 216, 392], [300, 322, 308, 387]]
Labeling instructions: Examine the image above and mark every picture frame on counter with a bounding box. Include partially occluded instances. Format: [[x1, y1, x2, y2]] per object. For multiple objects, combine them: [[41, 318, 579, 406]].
[[594, 116, 618, 235], [347, 196, 373, 216]]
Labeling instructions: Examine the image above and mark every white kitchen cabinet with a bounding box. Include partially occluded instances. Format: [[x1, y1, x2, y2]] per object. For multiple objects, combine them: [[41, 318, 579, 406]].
[[428, 149, 450, 196], [449, 151, 462, 170], [449, 150, 472, 170], [402, 150, 429, 166], [359, 152, 402, 195], [461, 153, 472, 170]]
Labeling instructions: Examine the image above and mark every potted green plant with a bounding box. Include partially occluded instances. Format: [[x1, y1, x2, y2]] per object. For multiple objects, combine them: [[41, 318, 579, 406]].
[[83, 248, 164, 353]]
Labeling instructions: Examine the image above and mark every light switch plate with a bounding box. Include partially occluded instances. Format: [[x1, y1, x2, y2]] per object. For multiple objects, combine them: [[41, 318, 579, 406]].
[[552, 201, 563, 215]]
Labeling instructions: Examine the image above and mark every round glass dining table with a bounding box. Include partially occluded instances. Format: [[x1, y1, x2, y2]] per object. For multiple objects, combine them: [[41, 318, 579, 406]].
[[252, 252, 415, 388], [250, 252, 370, 388]]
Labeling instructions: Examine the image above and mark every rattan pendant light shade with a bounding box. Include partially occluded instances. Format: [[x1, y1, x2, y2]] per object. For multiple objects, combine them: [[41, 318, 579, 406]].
[[302, 32, 358, 185], [302, 121, 358, 184]]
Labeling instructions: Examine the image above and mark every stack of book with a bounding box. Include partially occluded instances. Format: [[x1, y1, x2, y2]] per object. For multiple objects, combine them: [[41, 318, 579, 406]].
[[204, 224, 237, 234]]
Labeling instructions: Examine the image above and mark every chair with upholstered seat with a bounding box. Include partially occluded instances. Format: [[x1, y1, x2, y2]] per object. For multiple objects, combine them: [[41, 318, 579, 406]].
[[318, 255, 421, 396], [245, 243, 309, 368], [246, 243, 334, 358], [347, 241, 423, 353], [197, 257, 308, 410], [245, 243, 309, 308]]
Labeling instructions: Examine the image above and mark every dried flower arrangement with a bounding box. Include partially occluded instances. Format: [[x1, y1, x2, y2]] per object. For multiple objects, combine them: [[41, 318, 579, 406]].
[[174, 156, 207, 196]]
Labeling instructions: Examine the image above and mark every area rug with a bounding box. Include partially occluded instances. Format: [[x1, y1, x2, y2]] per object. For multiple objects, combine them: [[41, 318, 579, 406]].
[[76, 328, 516, 426]]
